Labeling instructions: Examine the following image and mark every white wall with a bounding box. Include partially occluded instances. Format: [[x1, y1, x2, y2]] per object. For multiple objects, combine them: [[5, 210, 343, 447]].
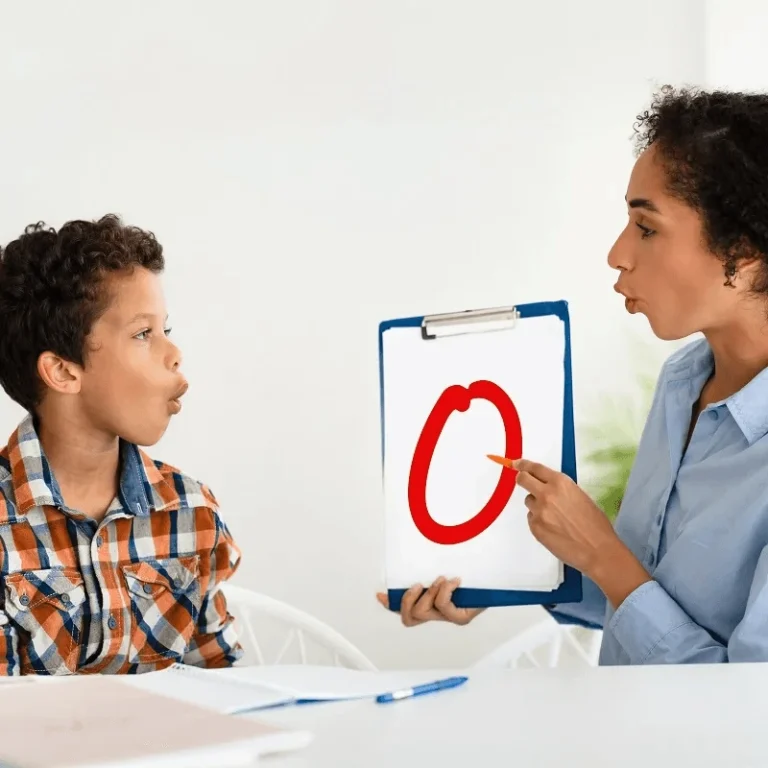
[[705, 0, 768, 90], [0, 0, 704, 669]]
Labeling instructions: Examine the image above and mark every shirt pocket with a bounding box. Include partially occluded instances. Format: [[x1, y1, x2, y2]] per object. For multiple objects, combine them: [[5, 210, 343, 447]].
[[121, 555, 202, 664], [3, 567, 87, 675]]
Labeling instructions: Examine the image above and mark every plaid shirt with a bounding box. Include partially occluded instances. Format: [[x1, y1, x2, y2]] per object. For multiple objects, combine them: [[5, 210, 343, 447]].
[[0, 415, 243, 675]]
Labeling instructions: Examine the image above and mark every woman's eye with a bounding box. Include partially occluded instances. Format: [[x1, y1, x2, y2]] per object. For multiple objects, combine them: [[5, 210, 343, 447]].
[[636, 222, 655, 239], [134, 329, 151, 340]]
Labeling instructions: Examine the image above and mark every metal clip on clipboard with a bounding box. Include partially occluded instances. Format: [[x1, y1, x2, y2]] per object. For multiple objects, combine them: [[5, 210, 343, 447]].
[[420, 305, 521, 340]]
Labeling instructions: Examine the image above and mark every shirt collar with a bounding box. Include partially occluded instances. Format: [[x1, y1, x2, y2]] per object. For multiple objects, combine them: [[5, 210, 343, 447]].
[[3, 414, 185, 517], [665, 339, 768, 446], [727, 368, 768, 445]]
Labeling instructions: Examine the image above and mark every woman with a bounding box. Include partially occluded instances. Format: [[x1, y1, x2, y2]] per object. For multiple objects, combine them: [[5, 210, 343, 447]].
[[377, 86, 768, 664]]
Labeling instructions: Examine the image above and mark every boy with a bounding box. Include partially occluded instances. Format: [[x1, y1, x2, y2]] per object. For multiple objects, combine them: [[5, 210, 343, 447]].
[[0, 214, 242, 674]]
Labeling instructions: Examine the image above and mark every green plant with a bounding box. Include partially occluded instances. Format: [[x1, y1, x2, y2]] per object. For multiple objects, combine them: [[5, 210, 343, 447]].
[[580, 370, 657, 522]]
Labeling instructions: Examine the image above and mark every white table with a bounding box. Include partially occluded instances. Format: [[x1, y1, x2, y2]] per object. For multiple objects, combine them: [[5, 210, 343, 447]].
[[253, 662, 768, 767]]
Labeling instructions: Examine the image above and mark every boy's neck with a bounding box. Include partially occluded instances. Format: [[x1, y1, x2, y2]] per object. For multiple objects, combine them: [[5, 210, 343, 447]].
[[36, 409, 121, 522]]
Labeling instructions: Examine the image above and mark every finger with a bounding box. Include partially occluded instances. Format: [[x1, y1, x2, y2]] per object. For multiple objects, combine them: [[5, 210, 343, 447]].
[[376, 592, 389, 609], [433, 577, 460, 614], [515, 470, 547, 496], [434, 579, 467, 621], [411, 577, 446, 622], [526, 510, 548, 542], [434, 579, 484, 625], [513, 459, 558, 483], [399, 584, 426, 626]]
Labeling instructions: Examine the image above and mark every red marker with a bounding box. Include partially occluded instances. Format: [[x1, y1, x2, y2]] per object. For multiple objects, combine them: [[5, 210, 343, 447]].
[[487, 454, 516, 470]]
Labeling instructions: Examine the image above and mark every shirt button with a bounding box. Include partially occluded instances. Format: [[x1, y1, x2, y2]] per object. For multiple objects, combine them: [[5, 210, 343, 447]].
[[61, 594, 71, 605], [710, 409, 719, 420], [96, 536, 104, 548], [648, 552, 655, 566], [107, 616, 118, 631], [143, 584, 153, 595], [19, 595, 30, 606]]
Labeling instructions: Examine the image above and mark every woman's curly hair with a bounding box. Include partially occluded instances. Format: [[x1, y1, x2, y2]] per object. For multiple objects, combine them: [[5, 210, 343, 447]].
[[634, 86, 768, 290], [0, 214, 164, 413]]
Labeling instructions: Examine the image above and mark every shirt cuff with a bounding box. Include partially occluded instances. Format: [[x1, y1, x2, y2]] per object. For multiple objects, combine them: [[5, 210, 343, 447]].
[[608, 580, 692, 664], [546, 605, 603, 630], [544, 574, 607, 630]]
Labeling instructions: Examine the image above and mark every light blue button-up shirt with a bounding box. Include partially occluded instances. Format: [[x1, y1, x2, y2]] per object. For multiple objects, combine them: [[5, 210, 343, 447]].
[[551, 337, 768, 664]]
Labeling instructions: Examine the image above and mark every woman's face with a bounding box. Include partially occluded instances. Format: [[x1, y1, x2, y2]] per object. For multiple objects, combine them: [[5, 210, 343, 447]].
[[608, 145, 751, 340]]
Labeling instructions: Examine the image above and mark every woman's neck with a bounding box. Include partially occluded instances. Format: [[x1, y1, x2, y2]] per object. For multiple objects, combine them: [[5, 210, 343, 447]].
[[704, 314, 768, 402]]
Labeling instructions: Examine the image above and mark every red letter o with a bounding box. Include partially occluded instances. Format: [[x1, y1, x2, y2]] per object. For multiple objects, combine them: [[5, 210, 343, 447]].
[[407, 380, 523, 545]]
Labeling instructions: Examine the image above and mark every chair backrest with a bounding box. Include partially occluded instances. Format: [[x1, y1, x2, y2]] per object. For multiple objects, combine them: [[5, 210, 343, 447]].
[[472, 615, 602, 669], [222, 584, 377, 671]]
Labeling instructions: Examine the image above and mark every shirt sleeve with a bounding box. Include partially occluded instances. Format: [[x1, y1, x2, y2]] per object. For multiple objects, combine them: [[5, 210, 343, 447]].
[[183, 511, 244, 669], [0, 576, 21, 675], [545, 574, 607, 630], [610, 545, 768, 664]]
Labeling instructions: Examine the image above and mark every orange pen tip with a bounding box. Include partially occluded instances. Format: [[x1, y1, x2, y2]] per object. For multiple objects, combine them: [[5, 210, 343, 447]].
[[486, 454, 515, 469]]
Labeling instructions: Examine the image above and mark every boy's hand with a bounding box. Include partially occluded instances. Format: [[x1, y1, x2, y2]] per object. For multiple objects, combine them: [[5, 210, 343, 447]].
[[376, 577, 484, 627]]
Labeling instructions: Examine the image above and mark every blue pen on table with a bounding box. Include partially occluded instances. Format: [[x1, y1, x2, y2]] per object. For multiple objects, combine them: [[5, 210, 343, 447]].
[[375, 676, 468, 704]]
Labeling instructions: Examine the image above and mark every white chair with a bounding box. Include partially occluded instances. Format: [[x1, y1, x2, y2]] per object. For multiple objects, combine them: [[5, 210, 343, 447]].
[[473, 613, 603, 669], [222, 584, 377, 671]]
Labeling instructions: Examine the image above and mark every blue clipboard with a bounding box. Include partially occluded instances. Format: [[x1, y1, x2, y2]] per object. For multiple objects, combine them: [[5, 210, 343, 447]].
[[378, 299, 582, 610]]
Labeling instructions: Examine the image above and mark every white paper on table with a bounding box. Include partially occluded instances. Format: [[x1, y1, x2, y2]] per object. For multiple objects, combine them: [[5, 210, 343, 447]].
[[120, 663, 295, 713], [382, 314, 565, 591], [210, 664, 463, 701]]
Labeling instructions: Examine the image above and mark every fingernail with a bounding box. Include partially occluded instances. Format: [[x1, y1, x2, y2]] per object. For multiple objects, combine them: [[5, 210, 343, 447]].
[[410, 583, 423, 592], [435, 576, 445, 585]]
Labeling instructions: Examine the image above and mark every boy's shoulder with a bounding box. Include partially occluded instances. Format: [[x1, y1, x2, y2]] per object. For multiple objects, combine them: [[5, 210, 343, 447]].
[[0, 438, 225, 525], [148, 455, 220, 513]]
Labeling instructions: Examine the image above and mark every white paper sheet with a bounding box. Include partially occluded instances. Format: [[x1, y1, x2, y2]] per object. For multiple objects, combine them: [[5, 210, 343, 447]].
[[210, 664, 461, 701], [382, 314, 565, 590], [120, 662, 295, 713]]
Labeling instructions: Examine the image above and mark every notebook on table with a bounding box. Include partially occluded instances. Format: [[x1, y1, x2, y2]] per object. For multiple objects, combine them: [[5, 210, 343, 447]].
[[0, 674, 312, 768]]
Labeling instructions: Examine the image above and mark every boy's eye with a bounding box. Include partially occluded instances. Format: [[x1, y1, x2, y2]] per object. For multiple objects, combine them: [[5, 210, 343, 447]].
[[134, 326, 172, 341]]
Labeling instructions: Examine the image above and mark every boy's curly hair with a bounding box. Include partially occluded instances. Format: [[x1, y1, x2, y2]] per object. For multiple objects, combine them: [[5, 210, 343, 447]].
[[634, 86, 768, 290], [0, 214, 164, 413]]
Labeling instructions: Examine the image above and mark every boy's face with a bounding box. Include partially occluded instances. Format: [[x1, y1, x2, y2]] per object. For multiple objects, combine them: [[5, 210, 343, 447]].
[[77, 267, 188, 446]]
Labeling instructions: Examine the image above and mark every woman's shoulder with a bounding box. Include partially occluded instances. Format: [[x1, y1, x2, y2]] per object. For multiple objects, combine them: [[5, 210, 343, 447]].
[[636, 338, 710, 421], [658, 336, 711, 380]]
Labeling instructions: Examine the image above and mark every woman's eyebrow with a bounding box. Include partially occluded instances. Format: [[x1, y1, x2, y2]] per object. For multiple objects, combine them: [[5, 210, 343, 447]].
[[626, 196, 660, 213]]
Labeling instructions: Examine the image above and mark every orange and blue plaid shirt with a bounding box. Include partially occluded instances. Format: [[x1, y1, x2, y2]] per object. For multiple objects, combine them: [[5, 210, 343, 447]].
[[0, 415, 243, 675]]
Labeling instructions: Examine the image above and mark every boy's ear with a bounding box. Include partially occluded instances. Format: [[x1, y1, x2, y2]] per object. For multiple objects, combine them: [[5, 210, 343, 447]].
[[37, 352, 83, 396]]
